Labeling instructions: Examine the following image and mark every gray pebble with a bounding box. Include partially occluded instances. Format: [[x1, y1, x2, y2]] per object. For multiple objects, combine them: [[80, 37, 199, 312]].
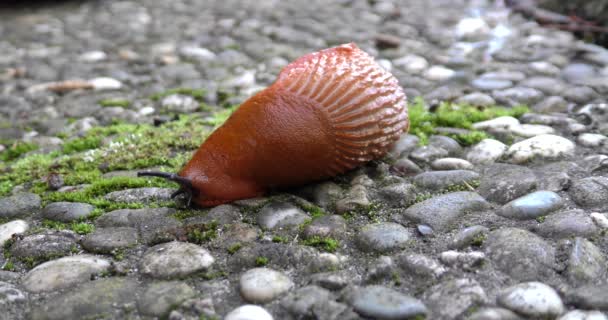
[[567, 237, 607, 285], [412, 170, 479, 191], [348, 285, 427, 320], [425, 278, 488, 319], [0, 193, 41, 219], [402, 192, 489, 231], [496, 190, 563, 220], [137, 281, 196, 317], [257, 202, 309, 230], [535, 209, 600, 238], [10, 231, 77, 261], [357, 223, 412, 253], [22, 255, 111, 293], [569, 177, 608, 210], [41, 202, 95, 222], [140, 241, 214, 279], [497, 282, 564, 318], [449, 225, 489, 249], [302, 215, 347, 239], [81, 227, 139, 254]]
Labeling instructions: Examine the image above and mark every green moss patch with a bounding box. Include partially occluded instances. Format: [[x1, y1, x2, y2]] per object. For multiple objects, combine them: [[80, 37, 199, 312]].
[[408, 97, 529, 145], [0, 141, 38, 162], [301, 236, 340, 252], [98, 99, 131, 108]]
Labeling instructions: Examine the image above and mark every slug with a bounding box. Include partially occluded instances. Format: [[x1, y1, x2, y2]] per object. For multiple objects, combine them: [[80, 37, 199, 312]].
[[139, 43, 409, 207]]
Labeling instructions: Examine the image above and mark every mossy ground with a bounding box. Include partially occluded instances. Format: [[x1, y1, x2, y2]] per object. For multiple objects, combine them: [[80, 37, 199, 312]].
[[0, 95, 526, 226]]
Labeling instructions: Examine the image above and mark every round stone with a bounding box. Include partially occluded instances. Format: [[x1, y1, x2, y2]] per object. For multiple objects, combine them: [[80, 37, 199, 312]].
[[41, 202, 95, 222], [22, 255, 111, 293], [137, 281, 196, 317], [507, 134, 575, 164], [256, 202, 309, 230], [239, 268, 294, 303], [0, 193, 41, 219], [140, 241, 214, 279], [497, 282, 564, 318], [455, 92, 496, 107], [577, 133, 607, 148], [431, 158, 474, 170], [349, 285, 427, 320], [0, 220, 28, 246], [472, 116, 519, 131], [496, 191, 563, 220], [466, 139, 507, 164], [424, 66, 455, 81], [89, 77, 122, 90], [569, 177, 608, 209], [225, 305, 274, 320], [509, 124, 555, 138], [471, 78, 513, 91], [478, 163, 537, 205], [356, 222, 412, 253], [558, 310, 608, 320], [160, 94, 200, 113], [81, 227, 139, 253], [10, 232, 78, 260]]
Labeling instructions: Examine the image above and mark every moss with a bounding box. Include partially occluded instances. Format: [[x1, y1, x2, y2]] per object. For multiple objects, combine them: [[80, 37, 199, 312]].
[[1, 259, 15, 271], [301, 236, 340, 253], [272, 235, 288, 243], [255, 256, 269, 266], [407, 97, 529, 145], [227, 243, 242, 254], [171, 209, 207, 221], [99, 99, 131, 108], [62, 135, 102, 154], [0, 141, 38, 161], [536, 216, 546, 223], [42, 220, 95, 235], [299, 203, 326, 219], [112, 248, 125, 261], [185, 221, 219, 244], [471, 233, 486, 247], [203, 105, 239, 126], [150, 88, 206, 101]]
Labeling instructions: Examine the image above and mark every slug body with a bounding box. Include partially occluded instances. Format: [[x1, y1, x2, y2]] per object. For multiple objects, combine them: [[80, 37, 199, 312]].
[[142, 43, 408, 207]]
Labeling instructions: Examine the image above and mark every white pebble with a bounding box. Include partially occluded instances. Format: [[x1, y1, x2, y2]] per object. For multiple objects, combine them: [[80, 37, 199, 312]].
[[497, 282, 564, 318], [138, 106, 155, 116], [431, 158, 474, 170], [178, 46, 216, 61], [466, 139, 507, 165], [558, 310, 608, 320], [88, 77, 122, 91], [0, 220, 28, 246], [23, 255, 111, 293], [577, 133, 608, 148], [439, 250, 485, 267], [394, 55, 428, 74], [472, 116, 519, 131], [591, 212, 608, 229], [510, 124, 555, 138], [239, 268, 293, 303], [507, 134, 575, 164], [224, 305, 274, 320], [424, 66, 455, 81], [79, 51, 107, 62]]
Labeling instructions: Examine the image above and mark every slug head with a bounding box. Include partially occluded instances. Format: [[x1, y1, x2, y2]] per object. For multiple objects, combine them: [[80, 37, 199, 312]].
[[136, 171, 199, 206]]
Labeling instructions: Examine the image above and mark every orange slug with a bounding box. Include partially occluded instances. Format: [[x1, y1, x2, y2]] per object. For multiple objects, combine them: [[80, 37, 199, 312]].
[[139, 43, 409, 207]]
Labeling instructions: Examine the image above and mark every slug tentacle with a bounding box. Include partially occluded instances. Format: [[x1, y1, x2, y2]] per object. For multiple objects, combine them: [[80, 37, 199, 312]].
[[137, 171, 198, 206]]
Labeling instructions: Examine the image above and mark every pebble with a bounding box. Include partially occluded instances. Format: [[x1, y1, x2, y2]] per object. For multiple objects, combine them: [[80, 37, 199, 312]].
[[466, 139, 507, 164], [256, 202, 309, 230], [497, 282, 564, 318], [472, 116, 519, 131], [335, 185, 370, 214], [577, 133, 607, 148], [160, 94, 200, 113], [569, 177, 608, 209], [22, 255, 111, 293], [507, 134, 575, 164], [449, 225, 489, 249], [137, 281, 196, 317], [10, 232, 78, 260], [41, 202, 95, 222], [478, 163, 537, 204], [401, 192, 489, 231], [0, 193, 41, 218], [412, 170, 479, 191], [568, 284, 608, 310], [78, 50, 107, 62], [89, 77, 123, 90], [425, 278, 488, 319], [178, 46, 216, 61], [455, 92, 496, 107], [393, 54, 428, 74], [529, 61, 560, 76], [81, 227, 138, 253], [497, 191, 562, 220], [468, 307, 525, 320], [424, 65, 455, 81], [378, 182, 417, 206], [280, 285, 332, 317], [558, 310, 608, 320], [562, 63, 596, 83], [397, 253, 446, 278], [493, 87, 544, 107], [509, 124, 555, 138], [356, 222, 412, 253], [520, 77, 566, 95], [239, 268, 293, 303], [484, 228, 555, 281], [348, 285, 427, 320], [480, 71, 526, 82], [391, 158, 424, 176], [140, 241, 214, 279], [410, 145, 449, 163], [536, 209, 599, 238], [224, 305, 274, 320], [104, 187, 173, 203], [439, 250, 485, 268], [567, 237, 607, 285], [388, 134, 420, 158], [431, 158, 474, 170], [533, 96, 569, 113], [302, 215, 347, 239], [591, 212, 608, 229], [0, 220, 28, 246], [29, 277, 138, 320], [471, 78, 513, 90]]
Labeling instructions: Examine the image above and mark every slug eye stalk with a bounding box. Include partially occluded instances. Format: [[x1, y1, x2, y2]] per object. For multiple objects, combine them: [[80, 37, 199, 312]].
[[137, 171, 199, 207]]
